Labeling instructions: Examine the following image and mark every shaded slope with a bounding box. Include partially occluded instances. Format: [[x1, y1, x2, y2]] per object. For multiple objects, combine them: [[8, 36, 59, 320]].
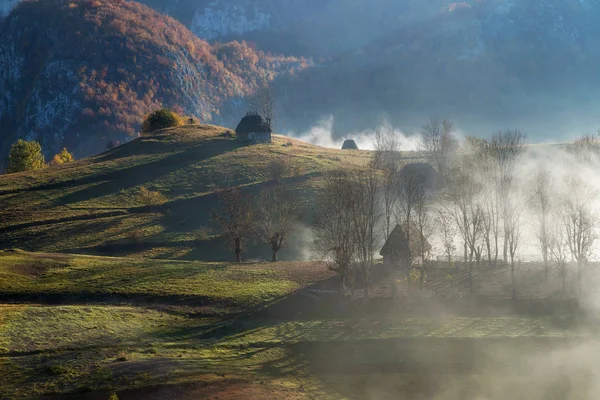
[[0, 125, 373, 260]]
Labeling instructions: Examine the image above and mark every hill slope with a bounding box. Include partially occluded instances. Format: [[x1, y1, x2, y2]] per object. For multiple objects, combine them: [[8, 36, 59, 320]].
[[0, 0, 308, 166], [0, 125, 374, 260]]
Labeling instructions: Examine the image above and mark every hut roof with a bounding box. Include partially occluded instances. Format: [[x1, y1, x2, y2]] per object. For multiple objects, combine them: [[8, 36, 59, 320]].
[[235, 114, 272, 135], [380, 224, 410, 258], [341, 139, 358, 150]]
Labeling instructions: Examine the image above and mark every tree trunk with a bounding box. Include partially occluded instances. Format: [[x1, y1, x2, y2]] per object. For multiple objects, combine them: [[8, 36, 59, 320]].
[[362, 259, 371, 300], [468, 263, 473, 294], [235, 238, 242, 263], [485, 238, 492, 268], [503, 231, 508, 264], [577, 261, 583, 296], [271, 248, 278, 262], [511, 261, 517, 299], [493, 235, 499, 267], [419, 264, 425, 290]]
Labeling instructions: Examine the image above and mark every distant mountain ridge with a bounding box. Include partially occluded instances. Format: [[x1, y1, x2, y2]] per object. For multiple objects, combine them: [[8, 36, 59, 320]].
[[3, 0, 600, 148]]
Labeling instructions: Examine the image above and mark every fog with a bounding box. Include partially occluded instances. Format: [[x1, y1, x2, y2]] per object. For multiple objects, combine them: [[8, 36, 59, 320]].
[[288, 115, 422, 151]]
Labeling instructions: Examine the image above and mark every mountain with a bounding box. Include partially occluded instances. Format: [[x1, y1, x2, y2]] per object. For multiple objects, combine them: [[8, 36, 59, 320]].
[[0, 0, 308, 165], [3, 0, 600, 145], [274, 0, 600, 137]]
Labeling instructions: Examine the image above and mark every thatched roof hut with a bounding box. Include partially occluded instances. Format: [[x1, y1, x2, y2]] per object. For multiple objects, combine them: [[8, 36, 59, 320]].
[[380, 224, 432, 267], [235, 114, 272, 143], [380, 224, 411, 261], [341, 139, 358, 150]]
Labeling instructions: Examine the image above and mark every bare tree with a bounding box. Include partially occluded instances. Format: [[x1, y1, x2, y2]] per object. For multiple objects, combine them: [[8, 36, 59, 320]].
[[559, 176, 598, 294], [489, 130, 527, 264], [531, 170, 553, 286], [436, 209, 457, 285], [419, 117, 459, 181], [347, 168, 381, 299], [373, 127, 401, 238], [505, 192, 525, 299], [312, 171, 356, 295], [413, 192, 433, 290], [212, 188, 254, 262], [255, 184, 300, 262], [395, 168, 425, 290], [443, 156, 484, 294], [248, 80, 274, 128], [466, 136, 501, 267], [569, 132, 600, 163], [548, 222, 570, 295]]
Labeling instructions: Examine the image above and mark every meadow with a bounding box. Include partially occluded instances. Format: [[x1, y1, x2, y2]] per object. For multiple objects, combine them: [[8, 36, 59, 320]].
[[1, 125, 597, 399]]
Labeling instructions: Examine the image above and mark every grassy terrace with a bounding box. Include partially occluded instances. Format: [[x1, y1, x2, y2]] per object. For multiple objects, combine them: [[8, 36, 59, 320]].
[[0, 250, 333, 308]]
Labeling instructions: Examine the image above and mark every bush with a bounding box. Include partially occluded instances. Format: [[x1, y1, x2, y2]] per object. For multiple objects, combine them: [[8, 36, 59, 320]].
[[50, 147, 75, 166], [266, 158, 291, 181], [7, 139, 47, 173], [136, 186, 167, 206], [109, 393, 120, 400], [141, 108, 183, 134]]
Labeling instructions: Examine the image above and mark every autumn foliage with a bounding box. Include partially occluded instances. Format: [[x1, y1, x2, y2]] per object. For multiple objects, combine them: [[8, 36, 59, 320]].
[[51, 148, 75, 166], [0, 0, 310, 161]]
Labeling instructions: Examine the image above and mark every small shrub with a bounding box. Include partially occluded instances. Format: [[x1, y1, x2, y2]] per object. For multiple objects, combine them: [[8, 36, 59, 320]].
[[266, 158, 291, 181], [50, 147, 75, 166], [7, 139, 47, 173], [128, 229, 144, 245], [115, 351, 128, 362], [136, 186, 167, 206], [109, 393, 120, 400], [194, 227, 212, 242], [141, 108, 183, 134]]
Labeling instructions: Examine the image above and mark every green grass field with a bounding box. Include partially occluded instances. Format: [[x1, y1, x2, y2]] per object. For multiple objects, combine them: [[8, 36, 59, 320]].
[[0, 251, 596, 399]]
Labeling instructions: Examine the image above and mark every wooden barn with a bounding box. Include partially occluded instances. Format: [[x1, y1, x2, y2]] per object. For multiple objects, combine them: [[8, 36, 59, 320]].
[[235, 113, 272, 143]]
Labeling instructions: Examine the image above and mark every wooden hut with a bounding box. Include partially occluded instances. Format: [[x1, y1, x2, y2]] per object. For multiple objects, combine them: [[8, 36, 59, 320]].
[[380, 224, 411, 269], [341, 139, 358, 150], [235, 113, 272, 143]]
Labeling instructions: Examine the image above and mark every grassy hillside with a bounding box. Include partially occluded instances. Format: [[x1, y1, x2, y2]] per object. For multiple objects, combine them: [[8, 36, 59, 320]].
[[0, 251, 592, 400], [0, 125, 376, 260]]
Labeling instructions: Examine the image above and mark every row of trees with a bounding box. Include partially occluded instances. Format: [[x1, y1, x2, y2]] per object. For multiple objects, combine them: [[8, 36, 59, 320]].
[[311, 118, 600, 298], [6, 140, 74, 173], [211, 181, 300, 262]]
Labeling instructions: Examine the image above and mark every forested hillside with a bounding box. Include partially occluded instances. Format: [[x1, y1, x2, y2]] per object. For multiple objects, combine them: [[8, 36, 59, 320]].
[[0, 0, 308, 166]]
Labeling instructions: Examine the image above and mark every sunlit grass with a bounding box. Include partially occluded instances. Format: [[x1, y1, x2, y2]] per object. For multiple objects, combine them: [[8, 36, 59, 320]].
[[0, 251, 304, 306]]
